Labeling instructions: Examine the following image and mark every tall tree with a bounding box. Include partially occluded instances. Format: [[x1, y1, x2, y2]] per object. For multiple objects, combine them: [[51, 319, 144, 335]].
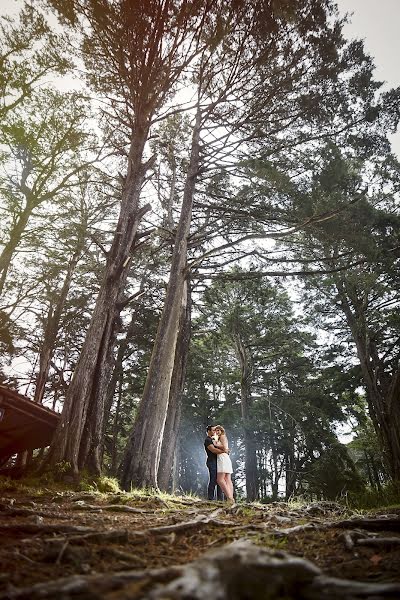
[[297, 145, 400, 480], [0, 89, 93, 296], [42, 0, 213, 476]]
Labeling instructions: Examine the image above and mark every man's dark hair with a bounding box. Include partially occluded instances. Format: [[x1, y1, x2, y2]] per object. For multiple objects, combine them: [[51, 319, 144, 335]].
[[206, 424, 214, 433]]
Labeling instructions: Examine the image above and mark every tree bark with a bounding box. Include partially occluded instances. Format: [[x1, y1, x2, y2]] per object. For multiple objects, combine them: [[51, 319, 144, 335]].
[[120, 108, 202, 490], [110, 374, 123, 476], [43, 123, 151, 476], [157, 279, 191, 491]]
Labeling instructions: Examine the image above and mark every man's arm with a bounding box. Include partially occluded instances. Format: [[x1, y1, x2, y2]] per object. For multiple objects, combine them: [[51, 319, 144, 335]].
[[207, 444, 224, 455]]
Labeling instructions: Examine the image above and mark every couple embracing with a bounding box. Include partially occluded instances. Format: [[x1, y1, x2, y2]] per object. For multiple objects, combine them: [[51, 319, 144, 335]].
[[204, 424, 234, 502]]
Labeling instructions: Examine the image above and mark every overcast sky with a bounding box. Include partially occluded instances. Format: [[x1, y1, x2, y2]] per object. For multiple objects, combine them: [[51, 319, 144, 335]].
[[335, 0, 400, 155], [336, 0, 400, 88]]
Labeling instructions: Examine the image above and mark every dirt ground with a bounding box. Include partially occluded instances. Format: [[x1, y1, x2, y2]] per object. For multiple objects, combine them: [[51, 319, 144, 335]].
[[0, 486, 400, 599]]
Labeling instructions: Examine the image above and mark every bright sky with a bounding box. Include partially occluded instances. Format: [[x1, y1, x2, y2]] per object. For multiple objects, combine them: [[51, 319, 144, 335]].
[[335, 0, 400, 154]]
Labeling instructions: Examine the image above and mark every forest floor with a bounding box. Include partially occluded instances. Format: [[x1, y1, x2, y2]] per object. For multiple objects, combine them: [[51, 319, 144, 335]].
[[1, 482, 400, 599]]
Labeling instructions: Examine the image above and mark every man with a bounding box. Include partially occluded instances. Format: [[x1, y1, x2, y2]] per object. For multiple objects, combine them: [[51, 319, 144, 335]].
[[204, 425, 224, 501]]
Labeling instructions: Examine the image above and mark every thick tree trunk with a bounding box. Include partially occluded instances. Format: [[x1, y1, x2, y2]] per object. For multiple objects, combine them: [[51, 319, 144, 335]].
[[232, 325, 258, 501], [120, 108, 201, 491], [336, 279, 400, 481], [42, 124, 151, 476], [77, 299, 122, 475], [157, 280, 191, 491]]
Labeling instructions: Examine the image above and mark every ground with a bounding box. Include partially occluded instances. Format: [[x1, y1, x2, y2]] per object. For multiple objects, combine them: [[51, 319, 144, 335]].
[[0, 482, 400, 598]]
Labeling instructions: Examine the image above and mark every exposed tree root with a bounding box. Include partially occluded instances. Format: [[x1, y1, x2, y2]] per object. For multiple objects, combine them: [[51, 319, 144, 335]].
[[5, 540, 399, 599], [330, 517, 400, 531], [0, 523, 98, 534], [147, 540, 400, 599], [0, 566, 182, 599], [0, 503, 71, 520], [71, 502, 149, 514]]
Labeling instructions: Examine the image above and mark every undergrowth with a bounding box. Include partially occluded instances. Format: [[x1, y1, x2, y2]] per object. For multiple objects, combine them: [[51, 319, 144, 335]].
[[347, 482, 400, 510]]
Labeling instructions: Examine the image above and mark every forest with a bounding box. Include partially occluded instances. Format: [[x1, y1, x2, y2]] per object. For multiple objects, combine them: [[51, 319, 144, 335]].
[[0, 0, 400, 509]]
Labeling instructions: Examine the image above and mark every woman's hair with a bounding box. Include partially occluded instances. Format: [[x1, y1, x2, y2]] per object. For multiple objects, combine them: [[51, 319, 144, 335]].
[[215, 425, 225, 435]]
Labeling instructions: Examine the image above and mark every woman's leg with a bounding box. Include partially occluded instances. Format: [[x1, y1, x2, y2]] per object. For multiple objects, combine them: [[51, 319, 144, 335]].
[[221, 473, 233, 500], [216, 472, 230, 498], [225, 473, 234, 499]]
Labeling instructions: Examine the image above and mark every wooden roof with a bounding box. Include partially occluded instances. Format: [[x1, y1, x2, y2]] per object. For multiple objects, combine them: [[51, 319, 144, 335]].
[[0, 386, 60, 460]]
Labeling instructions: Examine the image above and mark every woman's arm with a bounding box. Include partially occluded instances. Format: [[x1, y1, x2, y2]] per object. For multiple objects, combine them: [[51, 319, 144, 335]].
[[219, 434, 229, 453]]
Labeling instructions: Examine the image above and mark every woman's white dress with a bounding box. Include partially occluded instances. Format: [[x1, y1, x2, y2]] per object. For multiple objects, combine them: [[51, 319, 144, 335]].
[[217, 452, 233, 474]]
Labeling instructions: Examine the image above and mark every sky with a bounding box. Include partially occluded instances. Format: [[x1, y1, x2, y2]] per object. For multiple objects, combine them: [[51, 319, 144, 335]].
[[335, 0, 400, 154]]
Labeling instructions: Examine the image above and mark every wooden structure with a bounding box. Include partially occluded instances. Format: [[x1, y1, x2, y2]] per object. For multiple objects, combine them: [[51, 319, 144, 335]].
[[0, 385, 60, 462]]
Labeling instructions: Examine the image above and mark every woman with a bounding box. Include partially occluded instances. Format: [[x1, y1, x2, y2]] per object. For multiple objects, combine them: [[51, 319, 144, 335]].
[[213, 425, 234, 502]]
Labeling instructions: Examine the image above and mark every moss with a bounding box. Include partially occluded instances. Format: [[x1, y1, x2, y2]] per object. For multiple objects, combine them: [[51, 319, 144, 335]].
[[91, 476, 121, 493]]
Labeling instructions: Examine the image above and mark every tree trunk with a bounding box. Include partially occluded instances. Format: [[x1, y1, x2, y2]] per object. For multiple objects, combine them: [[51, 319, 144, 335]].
[[34, 245, 84, 404], [120, 108, 202, 491], [285, 449, 296, 500], [171, 440, 180, 493], [335, 279, 400, 481], [101, 299, 142, 462], [232, 323, 258, 501], [42, 123, 151, 476], [110, 373, 123, 476], [157, 279, 191, 491], [0, 204, 32, 295]]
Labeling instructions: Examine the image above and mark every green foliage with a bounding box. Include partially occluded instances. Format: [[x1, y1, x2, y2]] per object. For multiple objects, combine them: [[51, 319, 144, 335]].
[[347, 481, 400, 510], [300, 442, 364, 500], [0, 4, 71, 121]]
